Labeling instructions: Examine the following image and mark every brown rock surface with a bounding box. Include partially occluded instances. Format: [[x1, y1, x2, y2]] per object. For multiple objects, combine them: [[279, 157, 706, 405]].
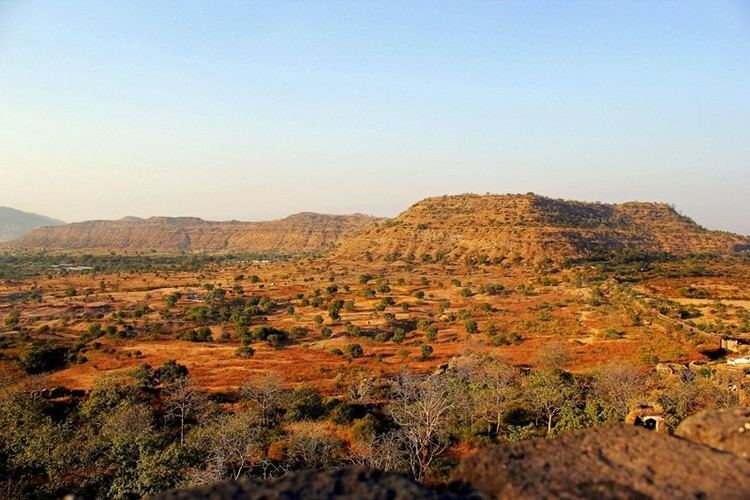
[[6, 212, 379, 253], [151, 466, 465, 500], [675, 406, 750, 459], [450, 424, 750, 499], [336, 194, 750, 263]]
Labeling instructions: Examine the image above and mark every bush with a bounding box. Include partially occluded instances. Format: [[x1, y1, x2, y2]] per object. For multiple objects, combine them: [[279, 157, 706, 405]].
[[178, 326, 213, 342], [331, 402, 367, 424], [420, 344, 433, 359], [267, 332, 291, 349], [154, 360, 188, 384], [425, 326, 438, 341], [464, 319, 479, 334], [289, 326, 307, 339], [345, 343, 364, 358], [391, 328, 406, 343], [18, 344, 69, 374], [236, 345, 255, 358], [287, 387, 326, 421]]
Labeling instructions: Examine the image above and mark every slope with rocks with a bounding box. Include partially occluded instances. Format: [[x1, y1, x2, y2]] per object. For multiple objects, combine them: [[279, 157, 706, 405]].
[[336, 193, 750, 264], [7, 212, 379, 254]]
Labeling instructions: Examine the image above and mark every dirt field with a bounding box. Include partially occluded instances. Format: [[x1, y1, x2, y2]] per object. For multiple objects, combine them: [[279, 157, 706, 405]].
[[2, 256, 748, 394]]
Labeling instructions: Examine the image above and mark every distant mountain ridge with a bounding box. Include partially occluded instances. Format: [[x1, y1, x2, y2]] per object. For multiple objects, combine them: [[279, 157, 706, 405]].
[[335, 193, 750, 264], [7, 194, 749, 260], [7, 212, 380, 253], [0, 207, 65, 242]]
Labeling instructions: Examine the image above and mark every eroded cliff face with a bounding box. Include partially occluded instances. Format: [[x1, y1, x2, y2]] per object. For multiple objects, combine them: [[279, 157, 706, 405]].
[[7, 212, 379, 253], [336, 194, 750, 264], [153, 409, 750, 500]]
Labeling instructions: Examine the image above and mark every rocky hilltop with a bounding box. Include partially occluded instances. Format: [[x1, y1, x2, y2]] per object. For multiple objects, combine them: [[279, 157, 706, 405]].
[[336, 194, 750, 264], [0, 207, 64, 242], [7, 212, 378, 253]]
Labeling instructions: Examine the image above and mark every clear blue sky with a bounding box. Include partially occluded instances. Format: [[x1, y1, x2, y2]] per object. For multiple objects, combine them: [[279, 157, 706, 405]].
[[1, 1, 749, 233]]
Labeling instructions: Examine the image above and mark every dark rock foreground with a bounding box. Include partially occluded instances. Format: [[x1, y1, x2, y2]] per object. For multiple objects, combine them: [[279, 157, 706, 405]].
[[675, 406, 750, 460], [153, 419, 750, 500]]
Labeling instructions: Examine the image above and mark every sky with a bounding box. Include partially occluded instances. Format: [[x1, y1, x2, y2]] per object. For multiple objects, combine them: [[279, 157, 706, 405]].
[[1, 1, 749, 234]]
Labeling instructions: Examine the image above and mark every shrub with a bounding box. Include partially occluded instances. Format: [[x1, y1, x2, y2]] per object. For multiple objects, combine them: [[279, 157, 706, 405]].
[[290, 326, 307, 339], [345, 343, 364, 358], [18, 344, 69, 374], [178, 326, 213, 342], [236, 345, 255, 358], [392, 328, 406, 343], [287, 387, 326, 421], [425, 326, 438, 341], [154, 360, 188, 384], [464, 319, 479, 334], [420, 344, 434, 359]]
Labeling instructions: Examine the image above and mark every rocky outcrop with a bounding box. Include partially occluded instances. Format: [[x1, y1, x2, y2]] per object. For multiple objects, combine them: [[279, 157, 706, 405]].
[[451, 424, 750, 499], [6, 213, 379, 254], [335, 194, 750, 264], [676, 406, 750, 459], [153, 419, 750, 500], [152, 467, 466, 500]]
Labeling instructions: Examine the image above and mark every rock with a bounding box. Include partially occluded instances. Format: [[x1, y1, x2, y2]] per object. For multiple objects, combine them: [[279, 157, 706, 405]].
[[675, 406, 750, 459], [152, 417, 750, 500], [450, 424, 750, 499], [151, 466, 468, 500]]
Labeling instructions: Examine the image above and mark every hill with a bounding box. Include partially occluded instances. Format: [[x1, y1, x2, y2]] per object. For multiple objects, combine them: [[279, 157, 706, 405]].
[[6, 212, 379, 253], [335, 193, 750, 264], [0, 207, 65, 242]]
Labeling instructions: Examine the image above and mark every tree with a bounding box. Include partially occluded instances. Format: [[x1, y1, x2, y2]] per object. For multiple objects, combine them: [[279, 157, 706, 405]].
[[18, 344, 69, 374], [154, 360, 188, 385], [590, 361, 647, 423], [286, 427, 341, 470], [389, 373, 455, 481], [348, 431, 406, 473], [286, 386, 325, 421], [191, 410, 265, 482], [240, 375, 288, 426], [471, 359, 519, 435], [164, 377, 209, 446], [525, 368, 578, 436]]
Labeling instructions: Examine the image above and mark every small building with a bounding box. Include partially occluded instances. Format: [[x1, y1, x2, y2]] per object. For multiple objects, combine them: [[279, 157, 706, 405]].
[[626, 403, 666, 433], [720, 334, 750, 354]]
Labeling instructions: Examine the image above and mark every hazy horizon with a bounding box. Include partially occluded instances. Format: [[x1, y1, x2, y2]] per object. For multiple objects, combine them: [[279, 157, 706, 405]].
[[2, 1, 749, 233]]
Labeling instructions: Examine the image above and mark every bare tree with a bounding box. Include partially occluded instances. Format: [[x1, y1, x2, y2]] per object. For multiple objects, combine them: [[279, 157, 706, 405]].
[[348, 431, 406, 472], [239, 374, 288, 426], [164, 377, 209, 446], [591, 361, 647, 422], [472, 360, 519, 435], [286, 426, 341, 470], [201, 410, 265, 482], [348, 376, 373, 403], [389, 373, 455, 482]]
